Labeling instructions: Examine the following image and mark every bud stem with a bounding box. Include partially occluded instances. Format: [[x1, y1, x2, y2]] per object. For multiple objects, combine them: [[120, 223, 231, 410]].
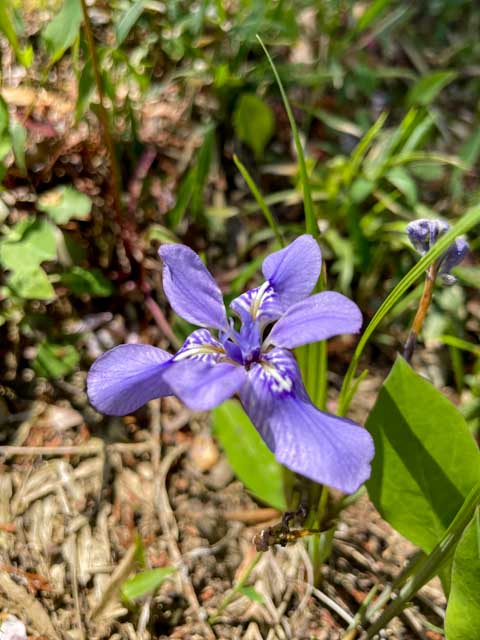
[[403, 263, 438, 362]]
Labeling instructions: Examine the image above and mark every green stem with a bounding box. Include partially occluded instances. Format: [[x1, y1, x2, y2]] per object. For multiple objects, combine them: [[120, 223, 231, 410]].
[[80, 0, 123, 223]]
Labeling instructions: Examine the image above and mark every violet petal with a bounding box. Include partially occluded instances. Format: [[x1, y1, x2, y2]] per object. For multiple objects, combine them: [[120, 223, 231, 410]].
[[268, 291, 362, 349], [262, 234, 322, 310], [87, 344, 172, 415], [162, 359, 247, 411], [240, 349, 374, 493], [159, 243, 227, 330]]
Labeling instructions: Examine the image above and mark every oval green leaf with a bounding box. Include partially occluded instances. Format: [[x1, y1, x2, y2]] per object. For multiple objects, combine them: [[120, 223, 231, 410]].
[[366, 356, 480, 553]]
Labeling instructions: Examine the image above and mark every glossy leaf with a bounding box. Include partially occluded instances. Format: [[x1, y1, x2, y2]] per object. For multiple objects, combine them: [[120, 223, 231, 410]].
[[212, 399, 288, 511], [366, 356, 480, 552], [38, 186, 92, 223], [121, 567, 176, 603], [233, 93, 275, 159], [41, 0, 83, 64], [445, 508, 480, 640]]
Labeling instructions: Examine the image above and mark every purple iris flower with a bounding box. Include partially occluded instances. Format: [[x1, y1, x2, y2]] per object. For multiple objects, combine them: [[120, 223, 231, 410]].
[[87, 235, 374, 493], [406, 219, 469, 284]]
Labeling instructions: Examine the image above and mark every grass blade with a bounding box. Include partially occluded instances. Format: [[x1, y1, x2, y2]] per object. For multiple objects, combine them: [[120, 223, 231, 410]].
[[233, 154, 284, 247]]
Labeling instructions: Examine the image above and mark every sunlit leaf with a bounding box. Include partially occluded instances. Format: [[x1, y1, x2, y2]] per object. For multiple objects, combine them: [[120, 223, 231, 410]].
[[38, 186, 92, 223], [0, 217, 56, 271], [239, 586, 265, 603], [7, 267, 55, 300], [121, 567, 176, 603], [366, 356, 480, 553]]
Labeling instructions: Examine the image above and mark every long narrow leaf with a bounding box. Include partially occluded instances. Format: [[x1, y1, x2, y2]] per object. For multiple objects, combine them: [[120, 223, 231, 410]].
[[233, 154, 284, 247], [256, 35, 316, 238]]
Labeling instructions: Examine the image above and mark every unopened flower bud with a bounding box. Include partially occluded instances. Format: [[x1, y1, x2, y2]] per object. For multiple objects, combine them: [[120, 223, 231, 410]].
[[407, 219, 469, 284]]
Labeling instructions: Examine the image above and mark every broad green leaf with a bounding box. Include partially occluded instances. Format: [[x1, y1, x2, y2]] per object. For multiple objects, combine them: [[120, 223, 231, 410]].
[[212, 399, 288, 511], [34, 340, 80, 378], [7, 267, 55, 300], [386, 166, 417, 205], [38, 186, 92, 223], [116, 0, 146, 45], [407, 71, 457, 106], [41, 0, 83, 64], [0, 217, 56, 271], [121, 567, 176, 603], [233, 93, 274, 160], [0, 4, 33, 67], [366, 356, 480, 553], [60, 266, 113, 297], [445, 509, 480, 640]]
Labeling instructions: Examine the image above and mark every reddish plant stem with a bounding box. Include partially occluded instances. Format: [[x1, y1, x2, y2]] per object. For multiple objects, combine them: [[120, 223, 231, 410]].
[[403, 263, 438, 363]]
